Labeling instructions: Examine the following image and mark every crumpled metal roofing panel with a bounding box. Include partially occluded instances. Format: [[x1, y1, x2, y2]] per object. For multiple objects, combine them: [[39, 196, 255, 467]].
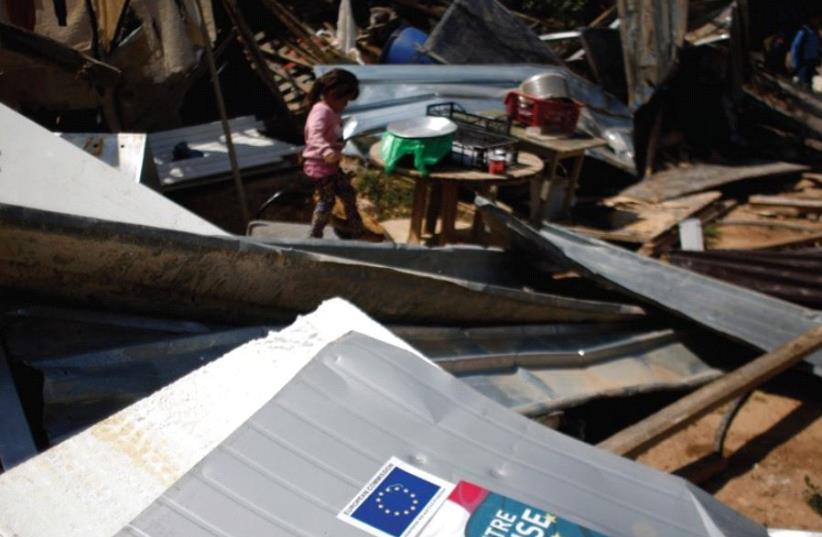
[[407, 325, 722, 414], [478, 200, 822, 376], [117, 332, 765, 537], [669, 248, 822, 309]]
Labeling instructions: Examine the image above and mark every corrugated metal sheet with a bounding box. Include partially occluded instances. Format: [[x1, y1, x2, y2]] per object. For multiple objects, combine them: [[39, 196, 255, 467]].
[[0, 299, 420, 537], [316, 65, 635, 173], [116, 332, 765, 537], [0, 203, 645, 325], [32, 327, 272, 443], [478, 199, 822, 377], [396, 325, 721, 415], [16, 318, 718, 443], [669, 249, 822, 309], [254, 238, 562, 290], [147, 116, 301, 189]]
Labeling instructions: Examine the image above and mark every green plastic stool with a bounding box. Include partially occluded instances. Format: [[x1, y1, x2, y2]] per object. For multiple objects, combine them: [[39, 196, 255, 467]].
[[380, 132, 453, 176]]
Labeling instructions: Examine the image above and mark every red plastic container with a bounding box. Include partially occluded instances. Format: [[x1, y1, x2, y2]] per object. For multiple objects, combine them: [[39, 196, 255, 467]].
[[504, 90, 582, 136], [487, 154, 506, 175]]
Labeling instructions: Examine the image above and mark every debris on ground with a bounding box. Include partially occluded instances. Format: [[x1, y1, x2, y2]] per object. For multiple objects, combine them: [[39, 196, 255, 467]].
[[1, 0, 822, 533]]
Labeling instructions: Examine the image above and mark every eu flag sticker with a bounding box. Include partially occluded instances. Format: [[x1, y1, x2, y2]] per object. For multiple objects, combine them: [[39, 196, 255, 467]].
[[338, 457, 455, 537]]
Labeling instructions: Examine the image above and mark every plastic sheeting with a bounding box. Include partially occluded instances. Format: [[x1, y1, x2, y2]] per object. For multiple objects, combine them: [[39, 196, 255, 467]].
[[422, 0, 561, 65], [617, 0, 689, 109], [116, 331, 766, 537]]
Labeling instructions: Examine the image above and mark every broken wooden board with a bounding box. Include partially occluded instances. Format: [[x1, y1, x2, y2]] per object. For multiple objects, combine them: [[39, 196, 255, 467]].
[[573, 191, 721, 244], [619, 162, 809, 203]]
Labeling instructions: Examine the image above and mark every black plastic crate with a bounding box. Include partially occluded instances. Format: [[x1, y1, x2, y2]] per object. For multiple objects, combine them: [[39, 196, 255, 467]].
[[427, 103, 519, 169]]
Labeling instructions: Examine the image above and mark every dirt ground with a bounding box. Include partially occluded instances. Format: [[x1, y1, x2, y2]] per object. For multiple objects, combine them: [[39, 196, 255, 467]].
[[638, 375, 822, 530]]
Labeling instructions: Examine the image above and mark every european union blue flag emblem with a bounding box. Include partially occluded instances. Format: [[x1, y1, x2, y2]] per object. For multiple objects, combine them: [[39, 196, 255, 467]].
[[339, 458, 455, 537]]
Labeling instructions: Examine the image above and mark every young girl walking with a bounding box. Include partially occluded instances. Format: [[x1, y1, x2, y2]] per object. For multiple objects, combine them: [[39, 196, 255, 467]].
[[302, 68, 364, 238]]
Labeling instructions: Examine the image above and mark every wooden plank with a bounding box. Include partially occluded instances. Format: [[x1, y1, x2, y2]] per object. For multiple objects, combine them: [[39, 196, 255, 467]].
[[0, 344, 37, 471], [221, 0, 298, 137], [577, 191, 722, 245], [598, 325, 822, 458], [620, 162, 809, 203], [749, 230, 822, 251], [637, 199, 737, 257], [748, 195, 822, 211]]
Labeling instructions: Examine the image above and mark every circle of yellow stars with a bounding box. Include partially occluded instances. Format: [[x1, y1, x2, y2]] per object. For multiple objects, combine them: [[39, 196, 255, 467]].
[[375, 484, 420, 517]]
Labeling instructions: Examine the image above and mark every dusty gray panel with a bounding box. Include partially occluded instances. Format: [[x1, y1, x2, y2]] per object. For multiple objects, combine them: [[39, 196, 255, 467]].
[[119, 333, 765, 537], [478, 200, 822, 376]]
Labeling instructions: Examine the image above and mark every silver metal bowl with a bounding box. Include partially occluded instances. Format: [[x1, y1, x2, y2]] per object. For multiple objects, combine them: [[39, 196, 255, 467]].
[[387, 116, 458, 138], [519, 73, 569, 99]]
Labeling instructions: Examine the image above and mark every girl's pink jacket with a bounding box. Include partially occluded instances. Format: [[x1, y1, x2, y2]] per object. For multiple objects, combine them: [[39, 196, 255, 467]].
[[302, 101, 343, 179]]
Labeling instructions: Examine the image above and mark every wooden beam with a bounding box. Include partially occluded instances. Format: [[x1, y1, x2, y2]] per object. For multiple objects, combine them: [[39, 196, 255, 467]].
[[0, 343, 37, 471], [0, 20, 120, 87], [749, 229, 822, 251], [195, 0, 250, 227], [220, 0, 298, 137], [748, 195, 822, 211], [598, 325, 822, 458]]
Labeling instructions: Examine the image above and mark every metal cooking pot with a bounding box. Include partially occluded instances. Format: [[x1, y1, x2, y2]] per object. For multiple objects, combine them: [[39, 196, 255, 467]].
[[519, 73, 569, 99], [387, 116, 458, 138]]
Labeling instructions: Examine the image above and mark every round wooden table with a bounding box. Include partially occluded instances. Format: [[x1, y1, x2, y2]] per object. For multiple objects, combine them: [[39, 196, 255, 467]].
[[369, 142, 543, 244]]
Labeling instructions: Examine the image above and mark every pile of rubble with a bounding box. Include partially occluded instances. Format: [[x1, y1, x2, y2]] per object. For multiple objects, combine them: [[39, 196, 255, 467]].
[[1, 0, 822, 535]]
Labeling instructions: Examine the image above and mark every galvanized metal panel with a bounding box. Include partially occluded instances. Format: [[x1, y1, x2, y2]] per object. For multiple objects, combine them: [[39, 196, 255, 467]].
[[22, 320, 717, 443], [0, 299, 419, 537], [0, 103, 225, 236], [0, 203, 645, 325], [669, 249, 822, 309], [147, 116, 301, 188], [117, 332, 766, 537], [478, 200, 822, 376], [256, 238, 561, 289], [396, 325, 722, 414]]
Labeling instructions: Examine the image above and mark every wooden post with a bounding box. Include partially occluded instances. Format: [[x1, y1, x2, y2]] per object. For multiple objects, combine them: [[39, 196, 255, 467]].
[[195, 0, 250, 227], [598, 325, 822, 458]]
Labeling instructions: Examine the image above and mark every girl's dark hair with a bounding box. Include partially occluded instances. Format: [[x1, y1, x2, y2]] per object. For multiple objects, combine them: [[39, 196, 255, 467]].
[[306, 68, 360, 107]]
